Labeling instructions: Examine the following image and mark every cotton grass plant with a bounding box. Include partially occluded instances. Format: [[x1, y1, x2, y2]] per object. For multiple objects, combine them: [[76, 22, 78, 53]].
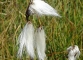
[[17, 0, 60, 60], [67, 45, 80, 60]]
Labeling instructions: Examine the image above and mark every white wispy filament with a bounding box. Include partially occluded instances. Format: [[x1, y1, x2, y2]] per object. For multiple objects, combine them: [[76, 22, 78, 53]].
[[35, 26, 46, 60], [28, 0, 60, 17], [17, 21, 35, 59], [67, 45, 80, 60]]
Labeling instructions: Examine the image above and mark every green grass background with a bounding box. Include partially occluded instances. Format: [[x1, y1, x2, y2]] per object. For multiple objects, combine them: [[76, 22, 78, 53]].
[[0, 0, 83, 60]]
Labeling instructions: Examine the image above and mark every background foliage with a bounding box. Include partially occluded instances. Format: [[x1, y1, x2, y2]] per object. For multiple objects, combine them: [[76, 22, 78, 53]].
[[0, 0, 83, 60]]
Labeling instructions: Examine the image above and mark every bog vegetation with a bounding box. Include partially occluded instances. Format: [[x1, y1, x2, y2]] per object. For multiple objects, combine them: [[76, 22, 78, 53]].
[[0, 0, 83, 60]]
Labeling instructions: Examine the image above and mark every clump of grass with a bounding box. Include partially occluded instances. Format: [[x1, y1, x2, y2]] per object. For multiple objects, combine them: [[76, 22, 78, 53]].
[[0, 0, 83, 60]]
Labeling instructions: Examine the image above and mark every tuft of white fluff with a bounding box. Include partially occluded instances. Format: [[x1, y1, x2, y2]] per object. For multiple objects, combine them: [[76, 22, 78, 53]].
[[35, 26, 46, 60], [17, 21, 35, 59], [29, 0, 60, 17], [67, 45, 80, 60]]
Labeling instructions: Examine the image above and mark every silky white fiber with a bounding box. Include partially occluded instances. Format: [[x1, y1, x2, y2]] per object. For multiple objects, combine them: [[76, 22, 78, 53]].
[[29, 0, 60, 17], [35, 26, 46, 60], [17, 21, 35, 59], [67, 45, 80, 60]]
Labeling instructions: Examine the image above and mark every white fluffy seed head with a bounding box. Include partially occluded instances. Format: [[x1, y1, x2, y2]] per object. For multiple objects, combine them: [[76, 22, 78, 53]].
[[17, 21, 35, 58], [28, 0, 61, 17], [35, 26, 46, 60], [67, 45, 80, 60]]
